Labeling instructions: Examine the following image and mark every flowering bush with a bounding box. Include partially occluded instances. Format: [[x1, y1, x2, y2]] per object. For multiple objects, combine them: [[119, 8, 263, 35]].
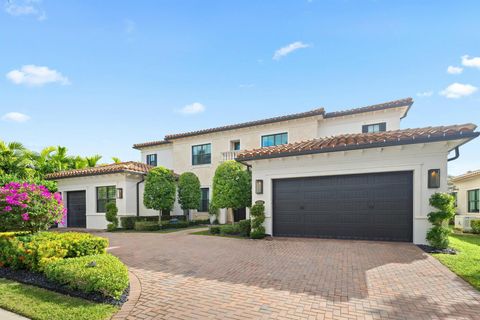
[[0, 182, 66, 233]]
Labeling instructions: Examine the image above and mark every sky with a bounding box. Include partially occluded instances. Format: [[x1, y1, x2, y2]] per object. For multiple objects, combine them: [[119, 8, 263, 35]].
[[1, 0, 479, 176]]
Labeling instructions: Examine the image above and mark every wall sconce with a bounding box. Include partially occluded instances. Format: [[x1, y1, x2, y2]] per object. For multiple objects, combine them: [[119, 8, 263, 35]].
[[255, 180, 263, 194], [428, 169, 440, 188], [116, 188, 123, 199]]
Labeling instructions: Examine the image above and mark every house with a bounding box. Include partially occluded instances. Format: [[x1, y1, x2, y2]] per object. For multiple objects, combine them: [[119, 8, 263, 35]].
[[451, 170, 480, 231], [46, 97, 479, 244]]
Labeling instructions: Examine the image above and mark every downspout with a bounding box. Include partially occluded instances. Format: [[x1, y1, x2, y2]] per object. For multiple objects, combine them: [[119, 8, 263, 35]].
[[448, 147, 460, 162], [136, 176, 145, 217]]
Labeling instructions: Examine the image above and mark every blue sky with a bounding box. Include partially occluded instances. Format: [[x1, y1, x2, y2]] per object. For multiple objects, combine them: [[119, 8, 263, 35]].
[[1, 0, 479, 175]]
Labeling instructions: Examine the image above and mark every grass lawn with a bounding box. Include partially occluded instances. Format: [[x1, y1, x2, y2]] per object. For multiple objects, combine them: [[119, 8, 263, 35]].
[[433, 232, 480, 291], [190, 229, 247, 239], [0, 278, 118, 320]]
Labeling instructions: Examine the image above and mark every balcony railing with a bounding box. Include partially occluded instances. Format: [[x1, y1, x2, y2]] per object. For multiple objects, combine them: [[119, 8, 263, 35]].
[[221, 150, 241, 162]]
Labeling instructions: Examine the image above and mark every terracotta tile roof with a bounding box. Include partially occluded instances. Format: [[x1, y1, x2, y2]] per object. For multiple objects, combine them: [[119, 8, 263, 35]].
[[45, 161, 154, 180], [451, 169, 480, 183], [236, 124, 479, 161], [132, 98, 414, 149], [324, 97, 413, 118], [133, 140, 171, 149]]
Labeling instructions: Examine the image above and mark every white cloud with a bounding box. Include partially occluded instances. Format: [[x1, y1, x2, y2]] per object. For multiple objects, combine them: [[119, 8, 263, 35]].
[[440, 83, 478, 99], [124, 19, 135, 34], [4, 0, 46, 21], [447, 66, 463, 74], [273, 41, 311, 60], [417, 91, 433, 97], [2, 112, 31, 123], [177, 102, 205, 115], [461, 55, 480, 69], [6, 65, 70, 86]]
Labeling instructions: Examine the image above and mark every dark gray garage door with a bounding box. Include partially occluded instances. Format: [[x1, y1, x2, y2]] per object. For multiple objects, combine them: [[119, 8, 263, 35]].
[[67, 191, 86, 228], [273, 171, 413, 241]]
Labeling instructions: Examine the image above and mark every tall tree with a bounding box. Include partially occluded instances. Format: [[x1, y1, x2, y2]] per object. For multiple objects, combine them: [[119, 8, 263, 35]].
[[0, 140, 30, 178], [85, 154, 102, 167]]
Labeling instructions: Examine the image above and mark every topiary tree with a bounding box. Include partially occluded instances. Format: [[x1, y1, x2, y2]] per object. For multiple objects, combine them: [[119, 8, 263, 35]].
[[250, 201, 266, 239], [143, 166, 176, 220], [177, 172, 201, 221], [426, 193, 456, 249], [105, 202, 118, 231], [212, 161, 251, 223]]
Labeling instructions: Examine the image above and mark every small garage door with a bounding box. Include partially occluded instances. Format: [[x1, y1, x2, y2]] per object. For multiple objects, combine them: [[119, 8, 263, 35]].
[[67, 191, 86, 228], [273, 171, 413, 242]]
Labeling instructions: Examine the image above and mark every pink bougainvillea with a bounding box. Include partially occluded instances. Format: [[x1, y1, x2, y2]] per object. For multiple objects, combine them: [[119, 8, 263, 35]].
[[0, 182, 66, 233]]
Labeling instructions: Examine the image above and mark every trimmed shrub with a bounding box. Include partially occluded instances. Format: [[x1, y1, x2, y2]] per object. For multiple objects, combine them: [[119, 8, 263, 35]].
[[211, 161, 251, 211], [161, 220, 189, 229], [237, 219, 251, 237], [160, 215, 186, 222], [0, 232, 108, 271], [44, 254, 128, 299], [177, 172, 201, 221], [426, 193, 455, 249], [143, 166, 176, 218], [471, 220, 480, 234], [250, 202, 266, 239], [190, 219, 210, 225], [105, 202, 118, 232], [120, 216, 136, 230], [220, 224, 240, 235], [209, 226, 221, 234], [134, 221, 160, 231], [0, 182, 66, 233]]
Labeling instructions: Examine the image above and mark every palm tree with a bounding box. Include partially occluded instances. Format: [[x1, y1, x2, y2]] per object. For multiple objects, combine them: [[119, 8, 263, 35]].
[[85, 154, 102, 167], [0, 140, 30, 178], [71, 156, 88, 169], [112, 157, 122, 163]]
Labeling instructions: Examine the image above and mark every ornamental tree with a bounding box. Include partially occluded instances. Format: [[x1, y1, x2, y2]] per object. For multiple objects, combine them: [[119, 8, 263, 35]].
[[177, 172, 201, 221], [143, 166, 176, 219], [212, 161, 251, 220], [426, 193, 456, 249], [0, 182, 66, 233], [105, 202, 119, 231]]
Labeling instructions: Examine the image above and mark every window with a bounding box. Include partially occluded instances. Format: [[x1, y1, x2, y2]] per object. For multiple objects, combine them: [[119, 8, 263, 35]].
[[192, 143, 211, 165], [468, 189, 479, 213], [362, 122, 386, 133], [146, 154, 157, 166], [261, 132, 288, 147], [232, 141, 241, 151], [199, 188, 209, 212], [96, 186, 116, 213]]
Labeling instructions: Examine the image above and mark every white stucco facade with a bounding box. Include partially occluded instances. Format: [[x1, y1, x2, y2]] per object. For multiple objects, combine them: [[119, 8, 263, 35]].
[[246, 139, 468, 245], [452, 173, 480, 231]]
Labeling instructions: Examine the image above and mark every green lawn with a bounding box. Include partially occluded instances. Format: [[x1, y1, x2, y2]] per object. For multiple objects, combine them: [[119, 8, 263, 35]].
[[0, 278, 118, 320], [433, 233, 480, 291]]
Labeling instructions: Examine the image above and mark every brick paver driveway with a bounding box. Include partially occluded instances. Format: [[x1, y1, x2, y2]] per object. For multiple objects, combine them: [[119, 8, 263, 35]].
[[102, 229, 480, 320]]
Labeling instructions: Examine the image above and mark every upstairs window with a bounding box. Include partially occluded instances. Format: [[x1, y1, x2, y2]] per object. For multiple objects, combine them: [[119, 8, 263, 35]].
[[192, 143, 211, 165], [96, 186, 116, 213], [468, 189, 479, 213], [261, 132, 288, 147], [146, 154, 157, 166], [362, 122, 386, 133], [232, 140, 241, 151]]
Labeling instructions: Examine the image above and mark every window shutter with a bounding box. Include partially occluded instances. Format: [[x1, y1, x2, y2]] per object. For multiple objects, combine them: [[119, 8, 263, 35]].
[[379, 122, 387, 132], [362, 125, 368, 133]]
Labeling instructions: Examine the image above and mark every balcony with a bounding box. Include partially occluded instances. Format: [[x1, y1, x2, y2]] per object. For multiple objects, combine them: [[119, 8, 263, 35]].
[[221, 150, 241, 162]]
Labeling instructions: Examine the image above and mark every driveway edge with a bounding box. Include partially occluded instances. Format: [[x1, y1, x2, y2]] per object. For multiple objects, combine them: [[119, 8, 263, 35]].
[[111, 271, 141, 319]]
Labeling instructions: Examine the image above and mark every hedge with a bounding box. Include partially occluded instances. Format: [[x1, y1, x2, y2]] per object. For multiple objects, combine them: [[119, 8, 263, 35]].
[[120, 216, 159, 230], [44, 254, 129, 299], [0, 232, 108, 272], [134, 221, 160, 231]]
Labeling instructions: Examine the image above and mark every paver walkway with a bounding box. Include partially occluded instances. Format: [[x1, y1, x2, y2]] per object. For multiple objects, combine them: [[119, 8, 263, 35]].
[[102, 229, 480, 320]]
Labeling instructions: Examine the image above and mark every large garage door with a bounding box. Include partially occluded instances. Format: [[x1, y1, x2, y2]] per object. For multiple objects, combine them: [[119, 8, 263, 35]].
[[273, 171, 413, 242], [67, 191, 86, 228]]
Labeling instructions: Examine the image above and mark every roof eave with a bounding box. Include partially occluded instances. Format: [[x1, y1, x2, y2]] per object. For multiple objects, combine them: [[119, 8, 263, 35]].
[[236, 131, 479, 162]]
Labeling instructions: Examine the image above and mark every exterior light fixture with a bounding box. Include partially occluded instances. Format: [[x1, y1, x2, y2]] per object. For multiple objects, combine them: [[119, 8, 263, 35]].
[[428, 169, 440, 188], [255, 180, 263, 194], [116, 188, 124, 199]]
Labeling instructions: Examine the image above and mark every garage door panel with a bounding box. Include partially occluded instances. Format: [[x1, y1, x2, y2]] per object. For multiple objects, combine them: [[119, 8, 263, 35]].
[[273, 171, 413, 242]]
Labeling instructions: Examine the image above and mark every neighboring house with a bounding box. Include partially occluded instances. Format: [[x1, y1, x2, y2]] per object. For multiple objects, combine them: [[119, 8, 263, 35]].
[[46, 97, 479, 244], [451, 170, 480, 231]]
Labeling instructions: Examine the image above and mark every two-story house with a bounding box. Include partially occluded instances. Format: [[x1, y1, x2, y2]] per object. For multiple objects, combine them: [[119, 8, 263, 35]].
[[47, 97, 479, 244]]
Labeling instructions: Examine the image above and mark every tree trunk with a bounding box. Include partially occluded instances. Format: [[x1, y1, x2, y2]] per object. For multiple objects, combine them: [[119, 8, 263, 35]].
[[184, 209, 190, 222]]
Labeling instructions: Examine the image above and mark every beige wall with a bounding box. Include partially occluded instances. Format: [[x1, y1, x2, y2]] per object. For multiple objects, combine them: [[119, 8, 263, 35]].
[[247, 139, 468, 245], [454, 176, 480, 215]]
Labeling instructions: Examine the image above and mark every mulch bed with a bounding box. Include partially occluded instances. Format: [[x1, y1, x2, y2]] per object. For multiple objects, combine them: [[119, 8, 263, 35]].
[[0, 267, 129, 306], [417, 245, 457, 255]]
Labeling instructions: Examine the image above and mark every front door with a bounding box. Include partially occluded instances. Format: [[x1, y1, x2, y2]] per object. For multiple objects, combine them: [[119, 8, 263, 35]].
[[67, 191, 86, 228], [233, 208, 246, 222]]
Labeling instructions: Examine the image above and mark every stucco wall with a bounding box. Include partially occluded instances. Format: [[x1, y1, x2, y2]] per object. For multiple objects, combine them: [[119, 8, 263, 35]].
[[453, 176, 480, 215], [140, 144, 174, 169], [248, 140, 466, 245]]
